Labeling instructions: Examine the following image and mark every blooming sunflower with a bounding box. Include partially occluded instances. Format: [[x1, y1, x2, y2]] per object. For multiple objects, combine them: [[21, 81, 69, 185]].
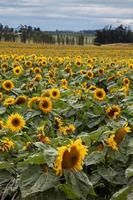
[[94, 88, 106, 101], [105, 134, 118, 151], [114, 125, 131, 144], [49, 88, 60, 100], [86, 70, 94, 79], [4, 97, 15, 107], [54, 138, 87, 176], [7, 113, 26, 132], [13, 66, 23, 76], [2, 80, 14, 92], [39, 97, 52, 113], [34, 74, 42, 81], [106, 105, 121, 119], [123, 77, 130, 86]]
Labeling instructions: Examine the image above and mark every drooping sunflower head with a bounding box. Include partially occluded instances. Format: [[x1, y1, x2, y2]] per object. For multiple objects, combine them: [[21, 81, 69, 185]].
[[28, 96, 40, 109], [54, 138, 88, 176], [34, 74, 42, 81], [106, 105, 121, 119], [49, 88, 60, 100], [39, 97, 52, 113], [7, 113, 26, 132], [94, 88, 106, 101], [0, 137, 14, 152], [114, 125, 131, 144], [15, 95, 27, 105], [2, 80, 14, 92]]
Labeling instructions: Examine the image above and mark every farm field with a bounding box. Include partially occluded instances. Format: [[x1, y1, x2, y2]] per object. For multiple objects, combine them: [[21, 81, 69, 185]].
[[0, 42, 133, 200]]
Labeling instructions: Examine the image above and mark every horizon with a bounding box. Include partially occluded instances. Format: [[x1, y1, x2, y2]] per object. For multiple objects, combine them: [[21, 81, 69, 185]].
[[0, 0, 133, 31]]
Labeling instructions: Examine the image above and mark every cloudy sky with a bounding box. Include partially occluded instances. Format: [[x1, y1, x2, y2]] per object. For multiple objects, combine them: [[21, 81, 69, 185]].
[[0, 0, 133, 31]]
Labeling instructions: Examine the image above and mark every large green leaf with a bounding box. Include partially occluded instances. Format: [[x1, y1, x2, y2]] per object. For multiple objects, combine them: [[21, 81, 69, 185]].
[[64, 171, 95, 200], [125, 164, 133, 179], [20, 165, 59, 198], [110, 186, 132, 200]]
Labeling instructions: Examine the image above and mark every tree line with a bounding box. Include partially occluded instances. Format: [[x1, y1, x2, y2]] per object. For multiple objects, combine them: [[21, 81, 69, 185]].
[[95, 25, 133, 44]]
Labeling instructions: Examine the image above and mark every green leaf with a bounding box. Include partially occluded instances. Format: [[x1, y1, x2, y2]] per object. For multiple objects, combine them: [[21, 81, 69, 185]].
[[0, 161, 14, 169], [64, 171, 95, 200], [125, 164, 133, 179], [0, 106, 6, 114], [110, 186, 132, 200], [18, 152, 46, 167], [20, 165, 59, 198], [59, 184, 80, 200], [85, 151, 105, 166]]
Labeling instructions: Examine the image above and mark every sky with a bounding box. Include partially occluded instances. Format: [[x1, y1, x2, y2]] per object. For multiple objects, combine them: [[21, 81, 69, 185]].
[[0, 0, 133, 31]]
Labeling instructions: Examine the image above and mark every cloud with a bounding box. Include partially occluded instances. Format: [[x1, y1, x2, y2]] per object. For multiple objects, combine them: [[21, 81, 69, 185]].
[[0, 0, 133, 30]]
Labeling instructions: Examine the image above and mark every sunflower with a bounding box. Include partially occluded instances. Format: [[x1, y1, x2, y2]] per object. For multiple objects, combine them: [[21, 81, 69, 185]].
[[1, 63, 8, 72], [39, 97, 52, 113], [28, 96, 40, 109], [98, 68, 104, 75], [105, 134, 118, 151], [34, 67, 42, 74], [2, 80, 14, 92], [3, 97, 15, 107], [37, 133, 51, 144], [26, 61, 32, 67], [76, 60, 82, 67], [0, 137, 14, 152], [54, 138, 88, 176], [15, 95, 27, 105], [94, 88, 106, 101], [41, 90, 50, 98], [86, 70, 94, 79], [61, 79, 68, 89], [106, 105, 121, 119], [123, 77, 130, 86], [0, 92, 3, 101], [49, 88, 60, 100], [7, 113, 26, 132], [13, 66, 23, 76], [34, 74, 42, 81], [114, 125, 131, 144]]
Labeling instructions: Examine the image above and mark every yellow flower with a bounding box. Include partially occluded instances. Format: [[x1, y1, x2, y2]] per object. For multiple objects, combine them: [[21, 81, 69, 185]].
[[15, 95, 27, 105], [0, 137, 14, 152], [0, 120, 5, 129], [2, 80, 14, 91], [94, 88, 106, 101], [39, 97, 52, 113], [7, 113, 26, 132], [61, 79, 68, 89], [86, 70, 94, 79], [28, 96, 40, 109], [49, 88, 60, 100], [13, 66, 23, 76], [106, 105, 121, 119], [4, 97, 15, 106], [54, 117, 63, 129], [54, 138, 88, 176], [105, 134, 118, 151], [37, 133, 51, 144], [114, 125, 131, 144], [23, 142, 32, 150], [123, 77, 130, 86], [34, 74, 42, 81]]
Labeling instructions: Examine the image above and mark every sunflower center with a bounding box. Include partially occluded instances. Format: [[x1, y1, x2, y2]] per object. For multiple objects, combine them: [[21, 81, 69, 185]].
[[52, 91, 57, 96], [62, 146, 79, 169], [12, 118, 20, 127], [5, 83, 11, 88], [96, 91, 103, 98], [108, 108, 118, 117], [42, 101, 49, 108]]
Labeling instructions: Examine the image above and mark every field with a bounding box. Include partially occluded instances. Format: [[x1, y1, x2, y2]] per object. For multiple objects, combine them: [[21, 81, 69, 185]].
[[0, 42, 133, 200]]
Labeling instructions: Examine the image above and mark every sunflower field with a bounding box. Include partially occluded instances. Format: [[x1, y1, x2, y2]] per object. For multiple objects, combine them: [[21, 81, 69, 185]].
[[0, 43, 133, 200]]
